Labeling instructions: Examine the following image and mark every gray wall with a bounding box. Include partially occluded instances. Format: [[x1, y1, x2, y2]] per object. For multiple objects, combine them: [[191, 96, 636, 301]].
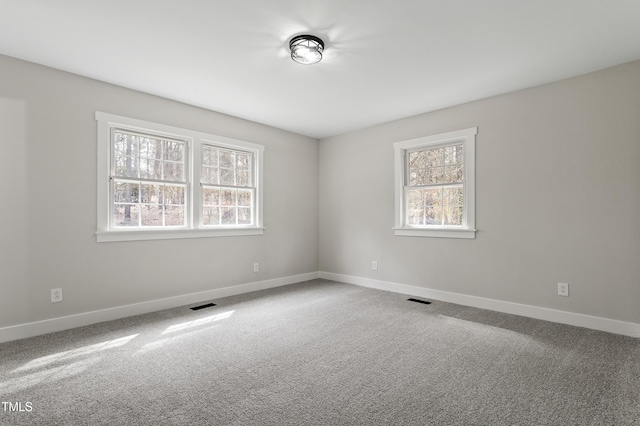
[[2, 53, 638, 330], [0, 54, 319, 327], [319, 60, 640, 324]]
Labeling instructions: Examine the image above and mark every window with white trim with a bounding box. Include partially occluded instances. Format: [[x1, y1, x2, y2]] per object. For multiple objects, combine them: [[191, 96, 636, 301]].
[[96, 112, 264, 242], [393, 127, 477, 239]]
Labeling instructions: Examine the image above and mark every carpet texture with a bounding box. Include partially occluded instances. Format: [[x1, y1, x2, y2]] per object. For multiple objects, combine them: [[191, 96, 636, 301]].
[[1, 279, 638, 425]]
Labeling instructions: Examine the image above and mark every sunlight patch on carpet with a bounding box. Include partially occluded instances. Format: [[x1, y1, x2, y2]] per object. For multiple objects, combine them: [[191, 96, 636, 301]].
[[13, 334, 139, 373], [162, 311, 235, 335]]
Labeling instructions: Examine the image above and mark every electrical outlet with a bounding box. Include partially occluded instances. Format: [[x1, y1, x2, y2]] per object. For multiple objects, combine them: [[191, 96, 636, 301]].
[[51, 288, 63, 303], [372, 261, 378, 271], [558, 282, 569, 297], [253, 263, 259, 273]]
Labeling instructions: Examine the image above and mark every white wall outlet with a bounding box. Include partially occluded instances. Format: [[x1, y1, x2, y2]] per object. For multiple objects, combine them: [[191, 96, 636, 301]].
[[51, 288, 63, 303], [372, 261, 378, 271], [253, 263, 259, 273], [558, 282, 569, 297]]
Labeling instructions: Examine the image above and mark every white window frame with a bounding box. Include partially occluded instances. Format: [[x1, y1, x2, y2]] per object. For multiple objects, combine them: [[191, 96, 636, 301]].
[[393, 127, 477, 239], [96, 112, 264, 242]]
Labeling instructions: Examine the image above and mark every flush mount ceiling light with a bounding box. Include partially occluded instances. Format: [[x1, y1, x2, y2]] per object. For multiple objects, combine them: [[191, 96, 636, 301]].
[[289, 35, 324, 65]]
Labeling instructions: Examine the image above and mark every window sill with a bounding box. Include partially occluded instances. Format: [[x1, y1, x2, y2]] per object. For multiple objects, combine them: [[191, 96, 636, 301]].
[[393, 227, 476, 239], [96, 227, 265, 242]]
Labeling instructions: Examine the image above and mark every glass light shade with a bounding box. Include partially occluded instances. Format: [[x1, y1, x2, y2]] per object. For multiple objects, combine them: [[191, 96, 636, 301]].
[[289, 35, 324, 65]]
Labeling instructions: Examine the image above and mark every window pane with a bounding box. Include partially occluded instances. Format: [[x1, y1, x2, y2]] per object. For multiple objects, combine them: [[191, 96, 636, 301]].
[[426, 166, 445, 184], [139, 158, 162, 180], [139, 137, 160, 161], [221, 168, 235, 186], [445, 144, 463, 165], [114, 133, 137, 157], [202, 146, 219, 166], [164, 206, 185, 226], [114, 181, 139, 203], [202, 166, 218, 185], [203, 188, 220, 206], [238, 189, 252, 207], [427, 147, 445, 167], [164, 140, 184, 161], [425, 205, 443, 225], [113, 132, 139, 177], [424, 188, 441, 206], [203, 207, 220, 225], [407, 189, 425, 225], [407, 187, 445, 226], [115, 155, 139, 178], [237, 171, 250, 187], [443, 186, 463, 226], [113, 204, 139, 227], [409, 169, 425, 186], [220, 151, 234, 168], [443, 187, 463, 208], [163, 162, 183, 181], [238, 207, 251, 224], [407, 188, 424, 206], [140, 184, 163, 204], [236, 153, 250, 170], [165, 185, 185, 205], [221, 189, 235, 206], [409, 151, 426, 172], [444, 165, 463, 183], [408, 209, 424, 225], [444, 205, 463, 226], [221, 207, 236, 225], [141, 205, 163, 226]]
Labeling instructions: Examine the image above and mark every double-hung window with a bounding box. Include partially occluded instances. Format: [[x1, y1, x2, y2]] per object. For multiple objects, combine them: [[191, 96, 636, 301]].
[[96, 112, 264, 242], [394, 127, 477, 239], [201, 145, 255, 226], [111, 130, 187, 228]]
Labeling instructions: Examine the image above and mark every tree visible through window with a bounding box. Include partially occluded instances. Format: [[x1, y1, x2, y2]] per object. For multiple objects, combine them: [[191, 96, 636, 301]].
[[393, 127, 477, 239], [201, 145, 255, 226], [112, 131, 187, 228], [406, 143, 464, 226], [96, 111, 264, 242]]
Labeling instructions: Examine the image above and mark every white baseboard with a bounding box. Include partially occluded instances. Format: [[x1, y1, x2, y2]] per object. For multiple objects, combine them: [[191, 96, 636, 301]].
[[3, 271, 637, 343], [0, 272, 320, 343], [319, 272, 640, 339]]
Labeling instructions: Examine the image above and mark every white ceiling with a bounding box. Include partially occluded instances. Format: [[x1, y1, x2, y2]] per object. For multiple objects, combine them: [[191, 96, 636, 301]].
[[1, 1, 640, 139]]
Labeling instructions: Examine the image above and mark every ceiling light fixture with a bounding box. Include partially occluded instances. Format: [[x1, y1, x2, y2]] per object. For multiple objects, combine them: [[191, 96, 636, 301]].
[[289, 35, 324, 65]]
